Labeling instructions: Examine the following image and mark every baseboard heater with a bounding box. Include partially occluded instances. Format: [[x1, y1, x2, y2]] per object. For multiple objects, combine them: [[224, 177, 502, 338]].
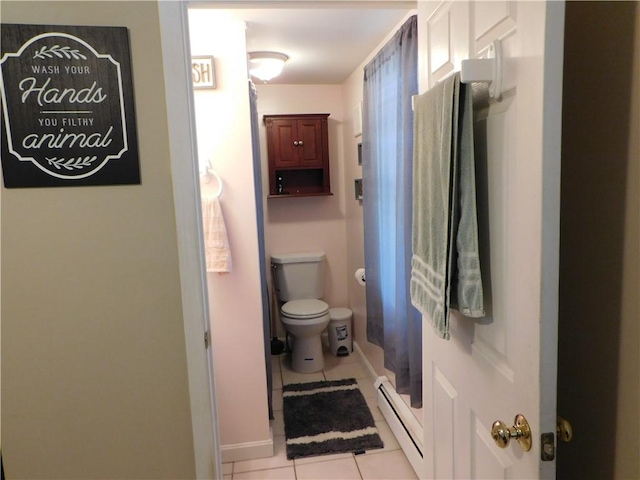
[[374, 376, 424, 478]]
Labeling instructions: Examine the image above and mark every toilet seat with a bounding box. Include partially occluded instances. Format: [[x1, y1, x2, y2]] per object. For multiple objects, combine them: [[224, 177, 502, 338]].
[[281, 299, 329, 319]]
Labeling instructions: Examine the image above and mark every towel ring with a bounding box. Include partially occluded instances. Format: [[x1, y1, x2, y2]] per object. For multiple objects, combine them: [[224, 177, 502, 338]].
[[208, 168, 223, 198]]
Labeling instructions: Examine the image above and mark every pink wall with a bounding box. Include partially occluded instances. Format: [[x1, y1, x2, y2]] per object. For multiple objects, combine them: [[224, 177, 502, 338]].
[[190, 11, 271, 454]]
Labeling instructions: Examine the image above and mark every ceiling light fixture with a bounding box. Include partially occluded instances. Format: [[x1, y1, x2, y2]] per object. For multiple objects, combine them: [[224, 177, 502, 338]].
[[248, 51, 289, 82]]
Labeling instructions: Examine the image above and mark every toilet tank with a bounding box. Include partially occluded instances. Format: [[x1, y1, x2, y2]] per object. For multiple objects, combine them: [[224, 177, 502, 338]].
[[271, 252, 325, 302]]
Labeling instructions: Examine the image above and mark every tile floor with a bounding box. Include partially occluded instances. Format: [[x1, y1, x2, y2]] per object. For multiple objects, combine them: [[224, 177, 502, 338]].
[[222, 346, 418, 480]]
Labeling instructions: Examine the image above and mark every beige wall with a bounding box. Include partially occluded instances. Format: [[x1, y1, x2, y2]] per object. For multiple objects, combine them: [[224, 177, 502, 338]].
[[189, 10, 271, 454], [1, 2, 196, 478], [256, 84, 349, 336], [558, 2, 640, 478]]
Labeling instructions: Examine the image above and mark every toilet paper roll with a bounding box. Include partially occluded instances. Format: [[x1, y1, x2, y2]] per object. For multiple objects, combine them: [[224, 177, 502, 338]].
[[354, 268, 366, 286]]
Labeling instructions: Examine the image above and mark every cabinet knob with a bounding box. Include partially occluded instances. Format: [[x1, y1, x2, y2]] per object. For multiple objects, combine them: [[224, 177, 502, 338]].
[[293, 141, 299, 146], [298, 140, 304, 146]]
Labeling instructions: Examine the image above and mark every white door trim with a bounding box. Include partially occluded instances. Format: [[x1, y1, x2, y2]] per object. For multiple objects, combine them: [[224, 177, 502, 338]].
[[158, 2, 221, 478]]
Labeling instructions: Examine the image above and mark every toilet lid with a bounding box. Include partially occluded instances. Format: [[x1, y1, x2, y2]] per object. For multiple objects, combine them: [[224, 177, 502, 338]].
[[281, 299, 329, 319]]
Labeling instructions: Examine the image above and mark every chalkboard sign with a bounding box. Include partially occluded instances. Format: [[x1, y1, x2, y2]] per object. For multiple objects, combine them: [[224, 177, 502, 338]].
[[0, 24, 140, 188]]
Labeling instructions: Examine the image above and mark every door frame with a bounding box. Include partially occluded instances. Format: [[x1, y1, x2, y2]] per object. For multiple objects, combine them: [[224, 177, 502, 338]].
[[158, 2, 221, 478], [157, 0, 421, 475]]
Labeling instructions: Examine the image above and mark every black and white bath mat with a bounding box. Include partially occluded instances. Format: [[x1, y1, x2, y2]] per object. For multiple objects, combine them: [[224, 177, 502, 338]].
[[282, 378, 384, 460]]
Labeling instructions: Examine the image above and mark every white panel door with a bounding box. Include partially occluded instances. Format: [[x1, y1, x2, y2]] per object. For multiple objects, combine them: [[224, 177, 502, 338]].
[[418, 1, 565, 478]]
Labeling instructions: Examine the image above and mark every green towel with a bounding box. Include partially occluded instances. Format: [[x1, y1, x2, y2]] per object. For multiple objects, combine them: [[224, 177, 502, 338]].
[[410, 73, 485, 341]]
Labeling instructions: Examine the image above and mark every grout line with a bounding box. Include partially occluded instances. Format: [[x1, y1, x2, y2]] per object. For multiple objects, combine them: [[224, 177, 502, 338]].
[[353, 452, 365, 480]]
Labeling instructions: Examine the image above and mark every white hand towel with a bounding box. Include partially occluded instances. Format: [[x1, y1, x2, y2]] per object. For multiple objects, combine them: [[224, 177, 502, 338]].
[[202, 195, 232, 274]]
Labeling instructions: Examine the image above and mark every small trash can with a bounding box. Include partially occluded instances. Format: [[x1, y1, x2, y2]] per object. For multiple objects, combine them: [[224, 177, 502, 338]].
[[328, 307, 353, 356]]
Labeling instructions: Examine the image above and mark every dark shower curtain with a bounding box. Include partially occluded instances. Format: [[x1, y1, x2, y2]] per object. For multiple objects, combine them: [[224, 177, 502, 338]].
[[248, 80, 274, 418], [362, 15, 422, 408]]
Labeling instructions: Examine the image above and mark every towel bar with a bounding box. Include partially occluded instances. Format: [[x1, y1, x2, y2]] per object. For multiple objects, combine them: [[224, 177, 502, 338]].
[[411, 39, 504, 111], [460, 39, 503, 101]]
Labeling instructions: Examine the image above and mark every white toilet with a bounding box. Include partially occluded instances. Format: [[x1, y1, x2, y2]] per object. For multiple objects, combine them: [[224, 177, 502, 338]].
[[271, 252, 330, 373]]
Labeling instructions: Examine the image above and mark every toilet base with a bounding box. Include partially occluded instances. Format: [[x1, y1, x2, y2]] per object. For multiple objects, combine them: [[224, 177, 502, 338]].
[[290, 334, 325, 373]]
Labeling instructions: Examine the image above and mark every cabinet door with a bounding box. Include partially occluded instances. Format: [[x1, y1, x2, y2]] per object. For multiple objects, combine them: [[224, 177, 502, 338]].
[[264, 113, 331, 197], [271, 119, 298, 168], [297, 118, 325, 168]]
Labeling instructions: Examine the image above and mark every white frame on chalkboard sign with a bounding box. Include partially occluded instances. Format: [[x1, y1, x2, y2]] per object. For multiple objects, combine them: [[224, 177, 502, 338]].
[[0, 24, 141, 188]]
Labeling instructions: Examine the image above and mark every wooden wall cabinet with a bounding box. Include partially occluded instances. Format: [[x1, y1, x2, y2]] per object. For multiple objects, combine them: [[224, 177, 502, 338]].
[[264, 113, 331, 197]]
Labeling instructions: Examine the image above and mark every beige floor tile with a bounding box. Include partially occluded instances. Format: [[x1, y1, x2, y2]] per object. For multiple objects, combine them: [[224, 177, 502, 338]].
[[271, 372, 282, 390], [233, 466, 296, 480], [365, 396, 384, 422], [355, 449, 418, 479], [279, 354, 293, 370], [272, 388, 283, 412], [223, 475, 231, 480], [374, 420, 401, 453], [294, 451, 353, 466], [295, 456, 362, 479], [323, 361, 368, 381], [222, 462, 233, 475], [271, 409, 285, 436], [272, 368, 283, 390], [278, 354, 294, 368], [323, 350, 360, 367], [234, 435, 292, 473], [356, 379, 377, 399], [272, 355, 282, 372], [281, 367, 324, 386], [271, 360, 282, 386]]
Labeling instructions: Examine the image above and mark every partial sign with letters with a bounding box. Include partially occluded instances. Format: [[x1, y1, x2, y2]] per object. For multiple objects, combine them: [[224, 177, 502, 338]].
[[192, 55, 216, 89], [0, 24, 140, 188]]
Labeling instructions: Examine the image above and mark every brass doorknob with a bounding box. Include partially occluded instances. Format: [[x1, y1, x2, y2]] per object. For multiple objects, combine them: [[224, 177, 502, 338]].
[[491, 414, 532, 451], [557, 416, 573, 443]]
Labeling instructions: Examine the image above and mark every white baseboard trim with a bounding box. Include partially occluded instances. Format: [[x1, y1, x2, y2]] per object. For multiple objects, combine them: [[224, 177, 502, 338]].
[[220, 428, 274, 463], [375, 376, 425, 478], [353, 342, 424, 478], [353, 341, 378, 382]]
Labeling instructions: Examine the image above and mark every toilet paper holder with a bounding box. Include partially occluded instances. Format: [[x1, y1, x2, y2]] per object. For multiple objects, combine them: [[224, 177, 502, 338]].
[[354, 268, 366, 286]]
